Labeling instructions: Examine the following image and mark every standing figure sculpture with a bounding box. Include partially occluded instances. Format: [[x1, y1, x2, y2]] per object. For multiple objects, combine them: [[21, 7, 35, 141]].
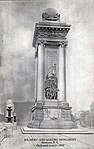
[[45, 64, 59, 99]]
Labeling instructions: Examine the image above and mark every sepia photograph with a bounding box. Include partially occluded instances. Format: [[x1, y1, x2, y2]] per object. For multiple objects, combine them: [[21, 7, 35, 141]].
[[0, 0, 94, 148]]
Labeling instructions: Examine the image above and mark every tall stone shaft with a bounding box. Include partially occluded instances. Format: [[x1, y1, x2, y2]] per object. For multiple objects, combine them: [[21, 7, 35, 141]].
[[27, 8, 77, 129], [58, 43, 66, 101], [34, 48, 38, 101], [37, 42, 44, 101]]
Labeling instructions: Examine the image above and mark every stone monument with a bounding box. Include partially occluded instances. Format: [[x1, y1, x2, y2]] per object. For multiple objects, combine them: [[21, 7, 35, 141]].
[[6, 99, 14, 123], [28, 8, 77, 129]]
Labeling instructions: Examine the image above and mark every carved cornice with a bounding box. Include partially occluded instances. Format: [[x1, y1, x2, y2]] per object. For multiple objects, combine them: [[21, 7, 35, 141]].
[[37, 27, 69, 39], [33, 23, 71, 47], [37, 40, 47, 46]]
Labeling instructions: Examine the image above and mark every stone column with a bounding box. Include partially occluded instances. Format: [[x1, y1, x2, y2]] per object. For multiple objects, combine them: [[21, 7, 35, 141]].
[[34, 48, 38, 101], [58, 42, 66, 102], [37, 41, 44, 101]]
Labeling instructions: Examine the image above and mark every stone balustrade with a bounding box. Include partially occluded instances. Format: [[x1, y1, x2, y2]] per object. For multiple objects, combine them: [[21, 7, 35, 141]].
[[0, 127, 6, 145]]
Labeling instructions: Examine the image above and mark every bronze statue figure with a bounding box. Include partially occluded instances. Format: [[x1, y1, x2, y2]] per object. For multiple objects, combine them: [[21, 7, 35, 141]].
[[45, 64, 59, 99]]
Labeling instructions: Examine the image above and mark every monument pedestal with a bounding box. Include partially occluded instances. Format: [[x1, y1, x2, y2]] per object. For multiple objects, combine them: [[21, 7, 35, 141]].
[[41, 100, 77, 129], [13, 122, 17, 130], [28, 100, 77, 129], [27, 101, 44, 128], [3, 123, 13, 138]]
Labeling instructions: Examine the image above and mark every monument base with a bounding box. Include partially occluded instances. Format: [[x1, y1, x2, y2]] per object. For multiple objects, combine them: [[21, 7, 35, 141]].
[[27, 100, 77, 129], [40, 119, 77, 129], [40, 115, 77, 129], [21, 127, 93, 134], [13, 122, 17, 130], [3, 123, 13, 138]]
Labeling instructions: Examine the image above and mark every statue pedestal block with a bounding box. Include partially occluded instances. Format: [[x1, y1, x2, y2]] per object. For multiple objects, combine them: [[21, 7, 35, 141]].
[[13, 122, 17, 130], [27, 100, 77, 129], [40, 119, 77, 129], [27, 101, 44, 128], [3, 123, 13, 138]]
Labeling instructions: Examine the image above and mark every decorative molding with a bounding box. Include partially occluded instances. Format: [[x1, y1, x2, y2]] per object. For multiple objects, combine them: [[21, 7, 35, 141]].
[[37, 27, 69, 39], [59, 41, 68, 47], [37, 40, 47, 47], [33, 24, 70, 47]]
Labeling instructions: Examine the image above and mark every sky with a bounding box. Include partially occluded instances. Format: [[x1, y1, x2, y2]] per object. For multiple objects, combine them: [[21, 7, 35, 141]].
[[0, 0, 94, 113]]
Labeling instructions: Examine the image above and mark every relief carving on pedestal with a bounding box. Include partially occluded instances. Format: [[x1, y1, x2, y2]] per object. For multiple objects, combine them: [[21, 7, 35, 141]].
[[45, 64, 59, 99]]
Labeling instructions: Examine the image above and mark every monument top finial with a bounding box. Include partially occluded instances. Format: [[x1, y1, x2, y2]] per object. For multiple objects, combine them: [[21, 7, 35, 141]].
[[42, 8, 60, 21]]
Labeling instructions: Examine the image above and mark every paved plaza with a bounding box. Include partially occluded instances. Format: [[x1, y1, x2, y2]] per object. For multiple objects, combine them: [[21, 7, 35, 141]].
[[1, 126, 94, 149]]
